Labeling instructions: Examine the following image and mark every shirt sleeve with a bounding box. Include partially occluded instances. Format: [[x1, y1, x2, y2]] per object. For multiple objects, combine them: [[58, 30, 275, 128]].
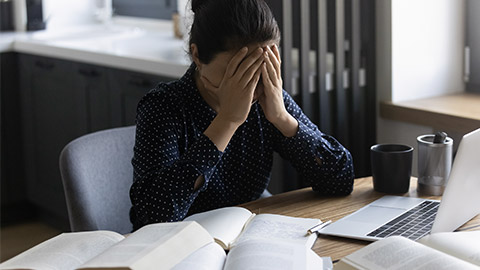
[[129, 91, 223, 229], [272, 90, 354, 195]]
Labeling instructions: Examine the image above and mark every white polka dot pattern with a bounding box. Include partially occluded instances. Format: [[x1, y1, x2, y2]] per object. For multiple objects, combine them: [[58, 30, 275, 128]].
[[129, 64, 354, 230]]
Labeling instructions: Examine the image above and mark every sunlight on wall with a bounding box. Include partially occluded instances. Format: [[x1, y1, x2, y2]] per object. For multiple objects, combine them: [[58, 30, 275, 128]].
[[391, 0, 465, 102]]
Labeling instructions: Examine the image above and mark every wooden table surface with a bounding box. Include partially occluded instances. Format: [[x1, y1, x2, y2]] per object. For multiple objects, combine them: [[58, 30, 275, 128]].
[[240, 177, 480, 261]]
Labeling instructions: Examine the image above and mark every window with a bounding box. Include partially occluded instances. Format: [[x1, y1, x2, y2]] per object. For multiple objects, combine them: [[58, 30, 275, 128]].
[[112, 0, 178, 20], [466, 0, 480, 93]]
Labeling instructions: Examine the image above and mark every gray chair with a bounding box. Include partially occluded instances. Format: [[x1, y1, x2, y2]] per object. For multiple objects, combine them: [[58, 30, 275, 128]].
[[260, 189, 272, 198], [59, 125, 136, 234], [60, 125, 272, 234]]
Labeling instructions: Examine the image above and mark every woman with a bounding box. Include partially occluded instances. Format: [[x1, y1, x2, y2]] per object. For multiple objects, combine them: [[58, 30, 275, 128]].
[[129, 0, 354, 230]]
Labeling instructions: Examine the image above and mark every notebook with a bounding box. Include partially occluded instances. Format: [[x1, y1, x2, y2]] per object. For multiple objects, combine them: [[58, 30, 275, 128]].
[[318, 127, 480, 241]]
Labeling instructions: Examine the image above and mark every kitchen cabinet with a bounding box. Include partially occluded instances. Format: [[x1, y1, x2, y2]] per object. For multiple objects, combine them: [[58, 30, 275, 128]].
[[1, 52, 35, 225], [17, 53, 175, 229], [19, 54, 87, 229], [108, 68, 162, 126], [74, 63, 112, 132]]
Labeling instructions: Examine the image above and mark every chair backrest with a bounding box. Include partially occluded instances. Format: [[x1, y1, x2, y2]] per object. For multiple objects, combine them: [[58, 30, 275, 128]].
[[59, 126, 136, 234]]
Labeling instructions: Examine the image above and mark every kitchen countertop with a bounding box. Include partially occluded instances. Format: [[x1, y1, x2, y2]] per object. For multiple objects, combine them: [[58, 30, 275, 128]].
[[0, 21, 190, 78], [0, 32, 18, 52]]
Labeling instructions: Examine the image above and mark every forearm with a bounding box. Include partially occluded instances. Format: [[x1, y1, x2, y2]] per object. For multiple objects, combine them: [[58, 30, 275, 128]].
[[270, 112, 299, 138], [131, 134, 223, 225], [203, 115, 240, 151], [275, 121, 354, 195], [130, 163, 202, 226], [310, 149, 354, 195], [308, 137, 354, 195]]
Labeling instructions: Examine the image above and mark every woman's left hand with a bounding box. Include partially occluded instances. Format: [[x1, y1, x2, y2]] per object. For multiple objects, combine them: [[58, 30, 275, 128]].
[[259, 45, 299, 137]]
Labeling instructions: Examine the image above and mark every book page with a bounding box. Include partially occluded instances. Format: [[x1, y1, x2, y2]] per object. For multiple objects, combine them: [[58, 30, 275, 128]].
[[172, 242, 226, 270], [223, 239, 323, 270], [78, 221, 213, 270], [0, 231, 124, 270], [337, 236, 479, 270], [235, 214, 320, 248], [183, 207, 254, 249], [307, 249, 329, 270], [418, 231, 480, 266]]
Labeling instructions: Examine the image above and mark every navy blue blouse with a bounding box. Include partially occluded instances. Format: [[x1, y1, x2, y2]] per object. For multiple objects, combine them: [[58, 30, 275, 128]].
[[129, 64, 354, 230]]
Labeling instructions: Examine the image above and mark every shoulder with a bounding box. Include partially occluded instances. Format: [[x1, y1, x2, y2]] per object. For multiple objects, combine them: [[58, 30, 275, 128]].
[[136, 80, 188, 124], [137, 81, 185, 114]]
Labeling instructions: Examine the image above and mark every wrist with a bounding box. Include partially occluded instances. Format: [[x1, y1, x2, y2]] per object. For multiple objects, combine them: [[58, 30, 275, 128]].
[[203, 115, 240, 152], [272, 112, 298, 138], [215, 113, 243, 130]]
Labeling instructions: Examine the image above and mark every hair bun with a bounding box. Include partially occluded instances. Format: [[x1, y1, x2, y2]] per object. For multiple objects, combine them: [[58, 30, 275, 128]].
[[191, 0, 208, 13]]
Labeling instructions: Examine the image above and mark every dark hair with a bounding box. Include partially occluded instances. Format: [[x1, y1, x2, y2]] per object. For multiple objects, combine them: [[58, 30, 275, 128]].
[[189, 0, 280, 64]]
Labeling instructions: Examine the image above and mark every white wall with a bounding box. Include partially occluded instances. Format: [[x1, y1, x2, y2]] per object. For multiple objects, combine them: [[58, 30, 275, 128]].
[[13, 0, 102, 31], [376, 0, 466, 176], [43, 0, 97, 29]]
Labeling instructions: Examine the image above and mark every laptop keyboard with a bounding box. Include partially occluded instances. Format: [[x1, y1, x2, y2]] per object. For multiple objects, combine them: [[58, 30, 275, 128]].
[[367, 200, 440, 241]]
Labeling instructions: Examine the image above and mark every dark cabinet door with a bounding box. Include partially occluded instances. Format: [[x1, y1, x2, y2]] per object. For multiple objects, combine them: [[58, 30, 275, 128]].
[[108, 68, 174, 126], [19, 54, 88, 229], [73, 62, 112, 132], [0, 53, 34, 224]]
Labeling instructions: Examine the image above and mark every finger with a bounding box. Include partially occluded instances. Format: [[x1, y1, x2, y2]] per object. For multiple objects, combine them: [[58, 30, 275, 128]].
[[240, 55, 264, 87], [225, 47, 249, 78], [272, 45, 282, 78], [261, 63, 274, 89], [267, 46, 281, 79], [272, 44, 281, 63], [246, 68, 262, 95], [234, 47, 264, 80], [252, 67, 263, 88], [264, 55, 278, 86]]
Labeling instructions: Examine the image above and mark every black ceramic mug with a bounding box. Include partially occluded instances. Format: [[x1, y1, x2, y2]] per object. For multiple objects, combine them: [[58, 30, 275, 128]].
[[370, 144, 414, 194]]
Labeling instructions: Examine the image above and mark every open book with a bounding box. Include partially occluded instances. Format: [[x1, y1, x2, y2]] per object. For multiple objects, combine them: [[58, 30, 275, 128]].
[[335, 231, 480, 270], [173, 238, 326, 270], [180, 206, 325, 269], [183, 206, 320, 250], [0, 221, 212, 270]]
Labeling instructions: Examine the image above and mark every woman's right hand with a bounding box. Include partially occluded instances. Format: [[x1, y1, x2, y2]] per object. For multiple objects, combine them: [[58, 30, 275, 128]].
[[200, 47, 264, 127]]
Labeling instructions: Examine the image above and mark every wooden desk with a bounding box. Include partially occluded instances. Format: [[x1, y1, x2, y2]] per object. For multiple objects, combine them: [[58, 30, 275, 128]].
[[240, 177, 480, 261]]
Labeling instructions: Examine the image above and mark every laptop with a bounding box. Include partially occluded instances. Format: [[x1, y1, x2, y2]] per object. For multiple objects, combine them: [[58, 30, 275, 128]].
[[318, 127, 480, 241]]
